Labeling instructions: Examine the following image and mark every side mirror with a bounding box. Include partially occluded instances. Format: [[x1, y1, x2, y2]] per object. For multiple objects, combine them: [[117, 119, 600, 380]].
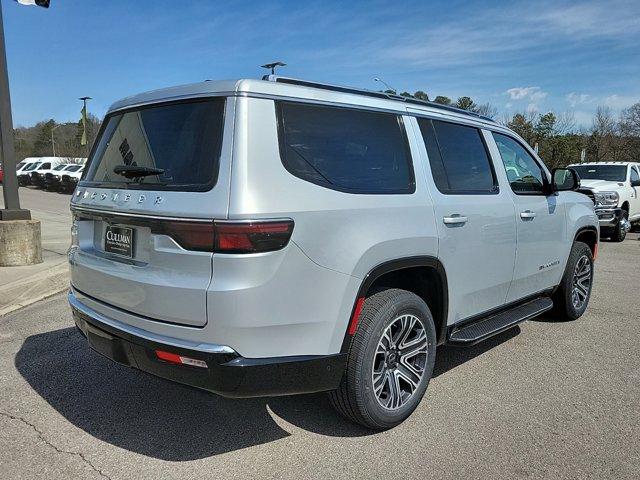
[[631, 179, 640, 187], [552, 168, 580, 192]]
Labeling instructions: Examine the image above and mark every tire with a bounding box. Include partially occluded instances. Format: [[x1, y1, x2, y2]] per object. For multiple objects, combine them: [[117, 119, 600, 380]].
[[552, 242, 594, 320], [610, 211, 628, 242], [329, 288, 437, 430]]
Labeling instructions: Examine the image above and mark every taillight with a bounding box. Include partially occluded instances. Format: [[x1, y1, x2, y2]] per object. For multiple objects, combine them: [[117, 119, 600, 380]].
[[159, 221, 215, 252], [214, 220, 294, 254], [156, 219, 294, 253]]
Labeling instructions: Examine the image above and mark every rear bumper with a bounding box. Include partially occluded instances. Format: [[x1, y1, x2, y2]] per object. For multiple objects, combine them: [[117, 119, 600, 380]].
[[69, 290, 346, 398]]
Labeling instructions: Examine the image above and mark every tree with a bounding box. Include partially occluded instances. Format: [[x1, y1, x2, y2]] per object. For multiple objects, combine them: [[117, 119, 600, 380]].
[[433, 95, 451, 105], [454, 96, 476, 111], [32, 119, 56, 156], [534, 112, 556, 139], [587, 106, 621, 162], [619, 102, 640, 160], [475, 103, 498, 119], [399, 91, 412, 98], [413, 90, 429, 102], [507, 113, 536, 145]]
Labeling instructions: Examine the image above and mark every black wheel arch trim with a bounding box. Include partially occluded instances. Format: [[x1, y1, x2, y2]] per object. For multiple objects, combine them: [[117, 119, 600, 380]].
[[340, 256, 449, 353], [573, 225, 599, 250]]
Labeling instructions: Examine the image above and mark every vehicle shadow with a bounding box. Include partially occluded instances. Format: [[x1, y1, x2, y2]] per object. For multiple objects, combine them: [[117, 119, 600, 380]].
[[432, 326, 520, 377], [15, 325, 519, 460], [14, 327, 371, 461]]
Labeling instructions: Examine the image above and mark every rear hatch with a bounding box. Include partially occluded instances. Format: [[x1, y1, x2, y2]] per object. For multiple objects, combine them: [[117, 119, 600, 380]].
[[70, 97, 230, 327]]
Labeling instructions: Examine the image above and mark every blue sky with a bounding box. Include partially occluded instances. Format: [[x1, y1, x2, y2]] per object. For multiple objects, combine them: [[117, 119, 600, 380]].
[[5, 0, 640, 127]]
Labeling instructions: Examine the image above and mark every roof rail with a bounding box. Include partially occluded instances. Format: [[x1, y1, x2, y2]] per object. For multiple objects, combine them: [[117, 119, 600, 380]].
[[262, 75, 495, 122]]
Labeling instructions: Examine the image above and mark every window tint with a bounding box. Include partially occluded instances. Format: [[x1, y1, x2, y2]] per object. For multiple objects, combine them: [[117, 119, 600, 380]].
[[630, 167, 639, 183], [84, 98, 225, 191], [493, 133, 545, 194], [571, 164, 627, 182], [277, 102, 414, 194], [40, 163, 51, 170], [418, 118, 496, 194]]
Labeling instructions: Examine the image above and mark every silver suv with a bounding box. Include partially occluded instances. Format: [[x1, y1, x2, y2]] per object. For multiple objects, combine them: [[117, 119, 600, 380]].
[[68, 77, 599, 429]]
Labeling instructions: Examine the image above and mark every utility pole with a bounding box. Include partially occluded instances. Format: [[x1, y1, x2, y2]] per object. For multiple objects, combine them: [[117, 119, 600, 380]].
[[0, 0, 30, 220]]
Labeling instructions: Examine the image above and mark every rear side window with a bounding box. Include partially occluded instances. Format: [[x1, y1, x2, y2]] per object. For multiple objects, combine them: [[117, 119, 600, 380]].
[[418, 118, 497, 194], [276, 102, 415, 194], [83, 98, 225, 191]]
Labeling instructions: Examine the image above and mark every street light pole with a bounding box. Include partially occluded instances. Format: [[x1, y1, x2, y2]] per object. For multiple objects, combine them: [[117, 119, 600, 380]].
[[0, 0, 30, 219]]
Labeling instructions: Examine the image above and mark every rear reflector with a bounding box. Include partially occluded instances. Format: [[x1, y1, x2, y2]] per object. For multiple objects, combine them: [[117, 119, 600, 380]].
[[347, 297, 366, 335], [155, 350, 208, 368], [593, 242, 598, 261]]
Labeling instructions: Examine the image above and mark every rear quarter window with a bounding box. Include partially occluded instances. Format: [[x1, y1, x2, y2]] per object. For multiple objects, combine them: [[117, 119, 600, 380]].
[[276, 102, 415, 194]]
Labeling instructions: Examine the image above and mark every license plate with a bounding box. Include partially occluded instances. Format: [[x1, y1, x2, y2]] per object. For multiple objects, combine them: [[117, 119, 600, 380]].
[[104, 225, 134, 258]]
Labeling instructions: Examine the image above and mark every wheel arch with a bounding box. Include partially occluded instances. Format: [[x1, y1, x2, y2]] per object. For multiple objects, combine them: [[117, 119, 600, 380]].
[[341, 256, 449, 351], [574, 226, 598, 256]]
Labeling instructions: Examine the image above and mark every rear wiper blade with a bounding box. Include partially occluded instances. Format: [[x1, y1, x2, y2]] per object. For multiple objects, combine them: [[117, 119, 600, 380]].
[[113, 165, 165, 179]]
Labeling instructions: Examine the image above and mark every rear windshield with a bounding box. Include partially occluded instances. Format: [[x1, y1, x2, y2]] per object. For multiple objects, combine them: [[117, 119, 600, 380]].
[[572, 165, 627, 182], [83, 98, 225, 191]]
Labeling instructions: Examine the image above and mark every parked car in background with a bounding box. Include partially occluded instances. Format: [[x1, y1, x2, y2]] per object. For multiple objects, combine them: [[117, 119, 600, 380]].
[[58, 164, 85, 192], [29, 158, 70, 188], [68, 77, 598, 430], [570, 161, 640, 241], [43, 163, 73, 190], [17, 159, 45, 186]]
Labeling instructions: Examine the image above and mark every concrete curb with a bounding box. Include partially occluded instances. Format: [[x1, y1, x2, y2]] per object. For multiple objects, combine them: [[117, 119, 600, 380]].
[[0, 262, 69, 317]]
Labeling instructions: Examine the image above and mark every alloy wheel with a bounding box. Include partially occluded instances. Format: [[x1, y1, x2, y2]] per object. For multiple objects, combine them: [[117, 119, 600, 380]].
[[571, 254, 592, 310], [372, 314, 428, 410]]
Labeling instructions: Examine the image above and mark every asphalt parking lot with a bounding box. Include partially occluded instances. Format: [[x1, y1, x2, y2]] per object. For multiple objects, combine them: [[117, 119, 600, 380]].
[[0, 191, 639, 478]]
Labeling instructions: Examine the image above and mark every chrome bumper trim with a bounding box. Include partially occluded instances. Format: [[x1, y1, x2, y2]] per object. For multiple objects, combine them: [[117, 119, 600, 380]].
[[68, 289, 236, 354]]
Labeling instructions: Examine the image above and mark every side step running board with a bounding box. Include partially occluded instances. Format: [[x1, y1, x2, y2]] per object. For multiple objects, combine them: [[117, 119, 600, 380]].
[[448, 297, 553, 346]]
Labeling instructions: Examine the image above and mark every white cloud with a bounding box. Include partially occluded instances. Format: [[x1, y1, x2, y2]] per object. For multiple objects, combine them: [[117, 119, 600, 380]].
[[566, 92, 592, 107], [506, 87, 548, 102], [603, 94, 640, 109]]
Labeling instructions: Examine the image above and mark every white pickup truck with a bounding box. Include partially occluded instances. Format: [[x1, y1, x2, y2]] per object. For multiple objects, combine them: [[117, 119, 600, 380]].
[[570, 162, 640, 241]]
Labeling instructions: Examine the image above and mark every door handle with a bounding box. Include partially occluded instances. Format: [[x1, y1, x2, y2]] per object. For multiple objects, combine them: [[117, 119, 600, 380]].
[[520, 210, 536, 219], [443, 215, 468, 225]]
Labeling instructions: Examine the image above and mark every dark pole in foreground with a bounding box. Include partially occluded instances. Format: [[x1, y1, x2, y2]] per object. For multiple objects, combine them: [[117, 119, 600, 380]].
[[0, 0, 30, 220]]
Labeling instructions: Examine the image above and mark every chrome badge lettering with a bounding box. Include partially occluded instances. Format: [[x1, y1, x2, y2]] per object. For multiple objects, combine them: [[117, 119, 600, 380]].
[[539, 260, 560, 271]]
